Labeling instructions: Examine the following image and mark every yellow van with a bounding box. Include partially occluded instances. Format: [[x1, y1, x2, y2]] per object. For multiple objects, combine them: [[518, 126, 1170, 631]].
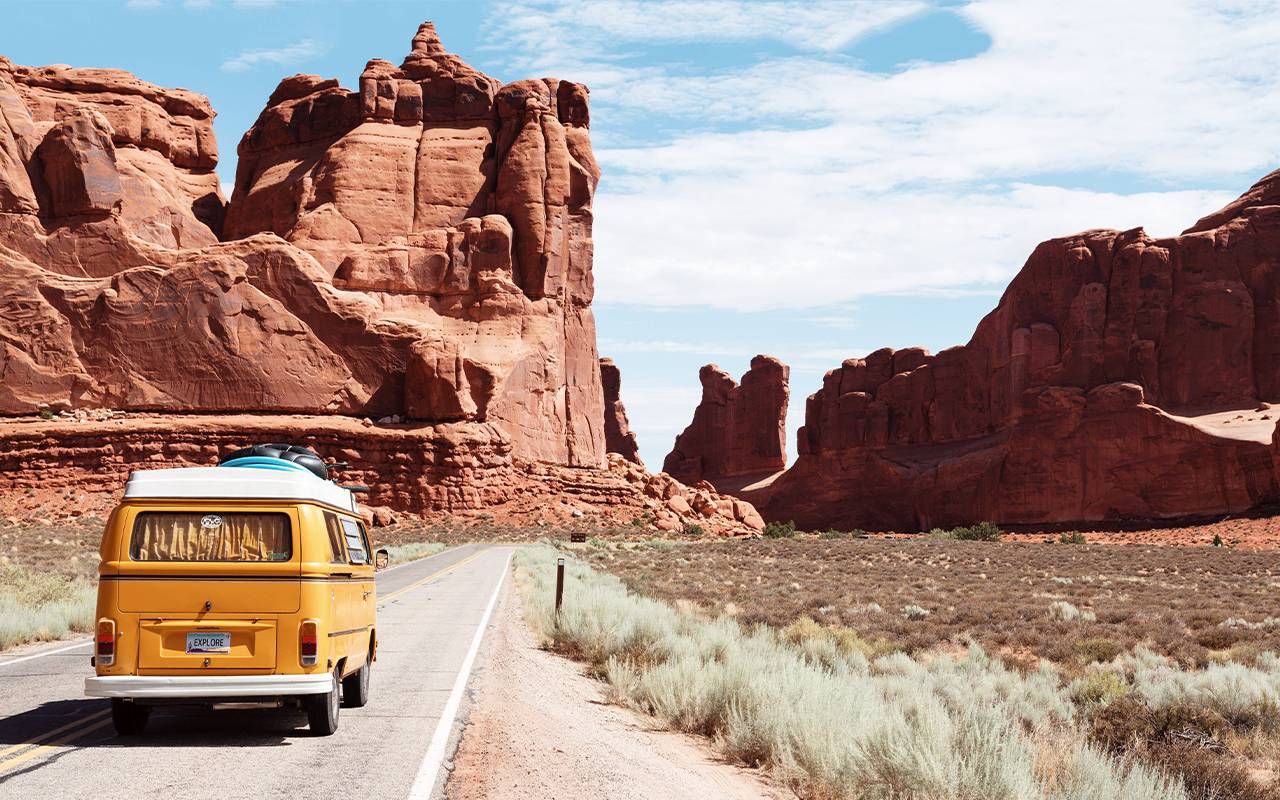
[[85, 446, 383, 736]]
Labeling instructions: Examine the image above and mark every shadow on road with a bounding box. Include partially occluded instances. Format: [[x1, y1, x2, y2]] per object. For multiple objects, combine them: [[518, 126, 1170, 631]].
[[0, 698, 310, 748]]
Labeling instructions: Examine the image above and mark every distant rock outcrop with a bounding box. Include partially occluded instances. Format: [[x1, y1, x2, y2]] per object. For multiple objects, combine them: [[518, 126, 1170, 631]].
[[663, 355, 789, 486], [753, 170, 1280, 530], [600, 358, 642, 466]]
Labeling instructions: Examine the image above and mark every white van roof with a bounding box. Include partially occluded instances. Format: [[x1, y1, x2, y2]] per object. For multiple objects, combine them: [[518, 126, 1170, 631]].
[[123, 467, 358, 513]]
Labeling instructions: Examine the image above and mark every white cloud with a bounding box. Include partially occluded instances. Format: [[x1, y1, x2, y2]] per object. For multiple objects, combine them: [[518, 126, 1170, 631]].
[[220, 38, 324, 73], [493, 0, 925, 65], [488, 0, 1280, 310], [594, 180, 1233, 310]]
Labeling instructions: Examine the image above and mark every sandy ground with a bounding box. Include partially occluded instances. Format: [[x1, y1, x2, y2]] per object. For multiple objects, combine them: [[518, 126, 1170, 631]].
[[446, 578, 783, 800]]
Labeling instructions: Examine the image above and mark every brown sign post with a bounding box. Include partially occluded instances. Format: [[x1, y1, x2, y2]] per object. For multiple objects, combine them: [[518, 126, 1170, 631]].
[[555, 557, 566, 615]]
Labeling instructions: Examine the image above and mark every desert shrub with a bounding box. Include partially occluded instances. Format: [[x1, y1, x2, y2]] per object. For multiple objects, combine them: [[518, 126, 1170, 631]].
[[902, 603, 932, 620], [381, 541, 445, 564], [1151, 744, 1273, 800], [952, 521, 1003, 541], [818, 529, 846, 540], [762, 520, 797, 539], [516, 546, 1187, 800], [1051, 601, 1098, 623], [930, 522, 1003, 541], [1086, 694, 1274, 800], [1194, 626, 1247, 651], [630, 511, 656, 528], [1059, 531, 1088, 544], [1075, 638, 1126, 664], [1072, 669, 1132, 706], [0, 566, 96, 650], [681, 522, 705, 538]]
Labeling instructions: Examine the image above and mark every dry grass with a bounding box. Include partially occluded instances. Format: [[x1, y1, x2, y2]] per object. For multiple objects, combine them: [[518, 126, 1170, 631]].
[[564, 536, 1280, 799], [517, 544, 1194, 800], [0, 565, 96, 649], [578, 536, 1280, 670]]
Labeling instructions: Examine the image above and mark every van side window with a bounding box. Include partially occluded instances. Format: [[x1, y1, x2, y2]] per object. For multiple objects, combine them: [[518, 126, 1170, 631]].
[[323, 512, 347, 564], [340, 518, 369, 565], [358, 522, 373, 563]]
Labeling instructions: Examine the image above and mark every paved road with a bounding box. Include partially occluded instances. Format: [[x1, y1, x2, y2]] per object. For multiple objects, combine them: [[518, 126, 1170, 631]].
[[0, 544, 513, 799]]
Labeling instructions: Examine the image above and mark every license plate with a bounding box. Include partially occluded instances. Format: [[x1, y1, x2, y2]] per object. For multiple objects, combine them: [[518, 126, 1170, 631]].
[[186, 632, 230, 654]]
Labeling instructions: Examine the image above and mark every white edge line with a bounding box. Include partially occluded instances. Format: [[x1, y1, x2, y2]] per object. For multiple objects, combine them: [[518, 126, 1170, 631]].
[[406, 549, 512, 800], [0, 639, 92, 669]]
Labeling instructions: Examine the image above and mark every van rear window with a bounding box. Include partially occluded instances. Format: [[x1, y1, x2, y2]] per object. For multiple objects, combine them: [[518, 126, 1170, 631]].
[[130, 512, 293, 562]]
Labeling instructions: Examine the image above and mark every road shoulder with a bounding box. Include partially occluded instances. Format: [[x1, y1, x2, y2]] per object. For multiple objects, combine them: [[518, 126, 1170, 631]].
[[445, 574, 783, 800]]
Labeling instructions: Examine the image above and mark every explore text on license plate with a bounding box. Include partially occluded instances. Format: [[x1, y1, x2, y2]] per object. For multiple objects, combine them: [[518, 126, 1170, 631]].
[[186, 632, 230, 654]]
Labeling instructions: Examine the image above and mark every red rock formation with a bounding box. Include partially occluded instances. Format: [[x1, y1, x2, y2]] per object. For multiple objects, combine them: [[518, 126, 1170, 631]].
[[600, 357, 642, 465], [220, 22, 603, 465], [0, 56, 223, 245], [759, 170, 1280, 530], [0, 23, 770, 535], [0, 414, 759, 535], [0, 23, 604, 469], [663, 355, 789, 485]]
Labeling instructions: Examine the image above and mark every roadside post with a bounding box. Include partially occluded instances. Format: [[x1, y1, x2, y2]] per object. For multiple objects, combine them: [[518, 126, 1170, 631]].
[[555, 557, 565, 615]]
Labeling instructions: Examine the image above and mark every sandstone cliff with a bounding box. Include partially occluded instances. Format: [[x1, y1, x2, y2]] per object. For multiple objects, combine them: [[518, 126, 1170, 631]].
[[663, 355, 789, 486], [755, 171, 1280, 530], [0, 23, 601, 466], [0, 23, 761, 534]]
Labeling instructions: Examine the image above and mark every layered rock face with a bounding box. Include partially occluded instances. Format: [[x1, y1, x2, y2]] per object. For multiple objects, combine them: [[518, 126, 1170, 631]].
[[0, 23, 604, 468], [760, 171, 1280, 530], [664, 355, 789, 485], [0, 24, 765, 534], [0, 414, 758, 534], [600, 357, 642, 465]]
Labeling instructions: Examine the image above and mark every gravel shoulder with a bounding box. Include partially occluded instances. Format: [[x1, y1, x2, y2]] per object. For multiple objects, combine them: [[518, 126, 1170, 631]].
[[446, 577, 783, 800]]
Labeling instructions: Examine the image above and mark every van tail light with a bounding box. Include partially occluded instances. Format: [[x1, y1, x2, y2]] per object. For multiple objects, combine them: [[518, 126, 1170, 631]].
[[300, 620, 318, 667], [96, 619, 116, 667]]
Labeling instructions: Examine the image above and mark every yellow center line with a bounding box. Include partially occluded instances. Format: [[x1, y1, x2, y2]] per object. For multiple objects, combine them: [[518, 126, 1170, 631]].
[[378, 550, 484, 605], [0, 716, 113, 776], [0, 708, 111, 760]]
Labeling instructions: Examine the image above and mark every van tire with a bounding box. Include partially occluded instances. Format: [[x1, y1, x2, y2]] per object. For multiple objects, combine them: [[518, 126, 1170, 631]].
[[111, 699, 150, 736], [342, 654, 371, 708], [306, 668, 341, 736]]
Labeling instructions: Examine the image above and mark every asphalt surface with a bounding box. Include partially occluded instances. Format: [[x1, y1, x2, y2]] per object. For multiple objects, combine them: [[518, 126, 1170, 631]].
[[0, 543, 514, 799]]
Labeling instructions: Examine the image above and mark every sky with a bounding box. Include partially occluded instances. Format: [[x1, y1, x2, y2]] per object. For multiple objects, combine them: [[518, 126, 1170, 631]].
[[5, 0, 1280, 467]]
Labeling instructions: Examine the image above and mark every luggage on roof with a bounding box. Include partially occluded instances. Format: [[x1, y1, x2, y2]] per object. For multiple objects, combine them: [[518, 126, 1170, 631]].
[[218, 443, 328, 480]]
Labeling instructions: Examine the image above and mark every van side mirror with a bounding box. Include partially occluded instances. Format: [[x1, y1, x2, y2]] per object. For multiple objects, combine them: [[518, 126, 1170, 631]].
[[374, 548, 389, 571]]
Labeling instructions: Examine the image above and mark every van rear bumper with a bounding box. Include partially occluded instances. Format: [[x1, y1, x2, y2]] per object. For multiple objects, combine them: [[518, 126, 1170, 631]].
[[85, 674, 332, 699]]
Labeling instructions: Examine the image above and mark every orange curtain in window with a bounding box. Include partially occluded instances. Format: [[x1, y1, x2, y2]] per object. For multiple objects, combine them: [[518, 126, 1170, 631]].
[[131, 513, 290, 561]]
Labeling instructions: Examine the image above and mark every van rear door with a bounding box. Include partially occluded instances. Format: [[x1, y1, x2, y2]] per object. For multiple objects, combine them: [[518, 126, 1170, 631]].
[[113, 508, 300, 671]]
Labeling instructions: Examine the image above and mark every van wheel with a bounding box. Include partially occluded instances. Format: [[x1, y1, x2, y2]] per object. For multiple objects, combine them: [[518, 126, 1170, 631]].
[[342, 654, 371, 708], [111, 699, 150, 736], [306, 668, 340, 736]]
